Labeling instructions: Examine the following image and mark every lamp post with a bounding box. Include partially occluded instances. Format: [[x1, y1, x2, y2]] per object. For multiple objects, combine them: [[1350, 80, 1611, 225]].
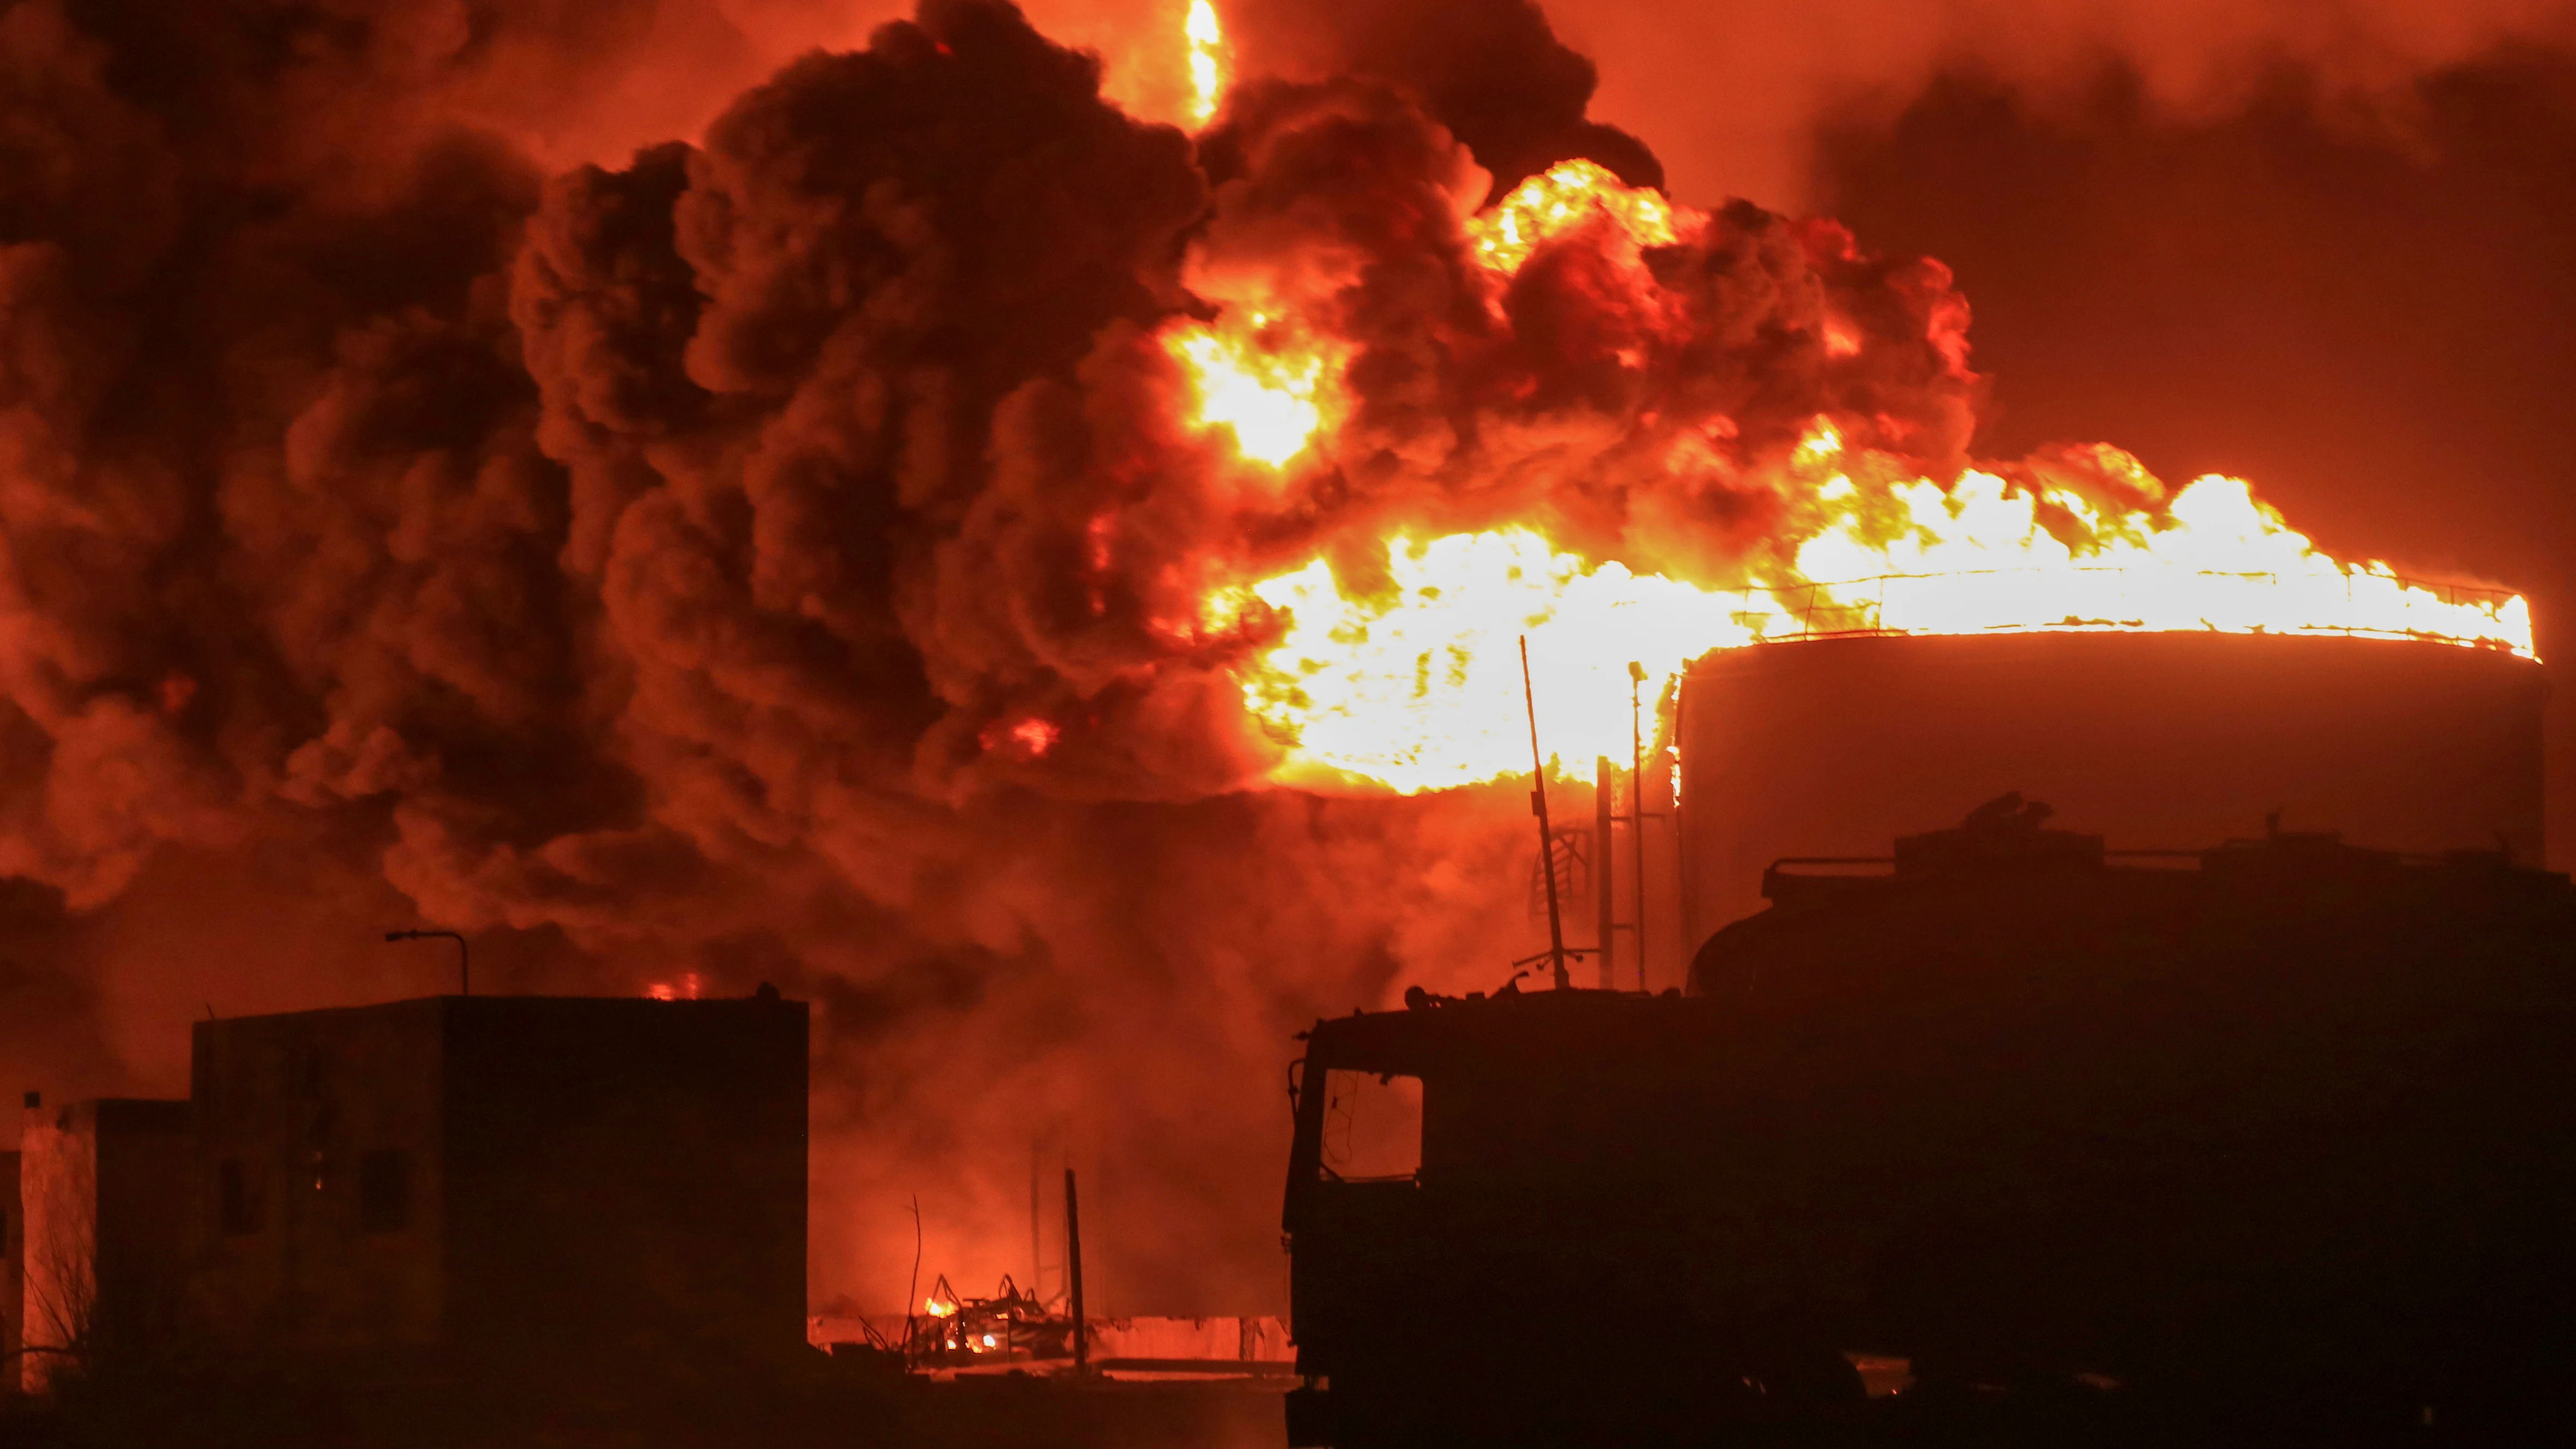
[[383, 928, 469, 995]]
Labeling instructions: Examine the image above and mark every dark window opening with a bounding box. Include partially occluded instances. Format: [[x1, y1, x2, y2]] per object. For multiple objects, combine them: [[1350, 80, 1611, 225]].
[[219, 1158, 264, 1235], [1319, 1069, 1424, 1183], [358, 1149, 411, 1232]]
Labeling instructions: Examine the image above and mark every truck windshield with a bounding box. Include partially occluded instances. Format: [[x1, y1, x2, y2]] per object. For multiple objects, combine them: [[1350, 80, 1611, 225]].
[[1318, 1069, 1422, 1183]]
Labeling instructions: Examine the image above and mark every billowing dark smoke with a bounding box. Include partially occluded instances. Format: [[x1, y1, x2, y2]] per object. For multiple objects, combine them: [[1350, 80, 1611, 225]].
[[1548, 0, 2576, 207], [1225, 0, 1662, 196], [1814, 49, 2576, 856], [4, 0, 1709, 1309]]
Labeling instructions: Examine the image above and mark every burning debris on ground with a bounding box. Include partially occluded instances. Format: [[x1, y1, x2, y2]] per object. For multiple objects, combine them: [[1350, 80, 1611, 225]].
[[5, 0, 2576, 1442], [907, 1274, 1075, 1366]]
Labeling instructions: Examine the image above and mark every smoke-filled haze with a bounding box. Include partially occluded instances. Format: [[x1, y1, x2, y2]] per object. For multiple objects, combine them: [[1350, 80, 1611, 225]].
[[6, 0, 2574, 1314]]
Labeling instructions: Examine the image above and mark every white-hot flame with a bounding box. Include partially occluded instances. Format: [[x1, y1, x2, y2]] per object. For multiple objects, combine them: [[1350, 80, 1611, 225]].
[[1166, 312, 1338, 467], [1184, 0, 1225, 126], [1221, 428, 2530, 793]]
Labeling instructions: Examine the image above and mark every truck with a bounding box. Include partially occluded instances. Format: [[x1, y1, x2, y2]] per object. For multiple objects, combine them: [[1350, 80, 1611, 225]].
[[1281, 799, 2576, 1445]]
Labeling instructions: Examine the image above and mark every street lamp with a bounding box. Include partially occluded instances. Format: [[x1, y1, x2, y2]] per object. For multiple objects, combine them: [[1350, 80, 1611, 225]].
[[383, 928, 469, 996]]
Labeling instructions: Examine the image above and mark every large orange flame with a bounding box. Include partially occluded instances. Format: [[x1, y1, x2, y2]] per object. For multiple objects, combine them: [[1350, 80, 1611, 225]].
[[1176, 158, 2532, 793], [1465, 159, 1678, 275]]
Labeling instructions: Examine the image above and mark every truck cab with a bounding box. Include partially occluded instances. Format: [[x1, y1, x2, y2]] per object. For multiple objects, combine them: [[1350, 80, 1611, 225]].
[[1283, 809, 2576, 1445], [1282, 987, 1862, 1448]]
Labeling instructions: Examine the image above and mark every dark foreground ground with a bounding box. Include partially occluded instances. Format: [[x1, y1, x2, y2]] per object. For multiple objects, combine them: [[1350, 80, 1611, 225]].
[[0, 1368, 1286, 1449], [0, 1365, 2551, 1449]]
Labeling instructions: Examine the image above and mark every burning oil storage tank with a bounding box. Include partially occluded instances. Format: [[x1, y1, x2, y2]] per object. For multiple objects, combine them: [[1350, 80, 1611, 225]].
[[1677, 632, 2547, 940]]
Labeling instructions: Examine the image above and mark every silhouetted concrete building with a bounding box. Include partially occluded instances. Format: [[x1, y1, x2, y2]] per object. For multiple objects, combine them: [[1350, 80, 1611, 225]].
[[13, 1096, 193, 1391], [189, 985, 803, 1372], [3, 1147, 19, 1394], [186, 994, 808, 1374]]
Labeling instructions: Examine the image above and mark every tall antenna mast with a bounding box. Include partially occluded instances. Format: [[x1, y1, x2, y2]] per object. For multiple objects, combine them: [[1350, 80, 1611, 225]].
[[1521, 636, 1571, 990], [1629, 661, 1649, 993]]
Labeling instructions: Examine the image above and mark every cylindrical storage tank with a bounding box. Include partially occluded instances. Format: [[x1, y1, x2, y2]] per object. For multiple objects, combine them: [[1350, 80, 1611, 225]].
[[1677, 633, 2547, 943]]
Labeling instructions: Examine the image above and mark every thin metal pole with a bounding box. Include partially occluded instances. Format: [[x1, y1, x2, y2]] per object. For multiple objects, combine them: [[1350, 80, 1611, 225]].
[[1672, 678, 1690, 989], [1595, 756, 1615, 990], [905, 1194, 923, 1358], [1064, 1168, 1089, 1375], [1629, 663, 1648, 993], [1520, 637, 1570, 990]]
